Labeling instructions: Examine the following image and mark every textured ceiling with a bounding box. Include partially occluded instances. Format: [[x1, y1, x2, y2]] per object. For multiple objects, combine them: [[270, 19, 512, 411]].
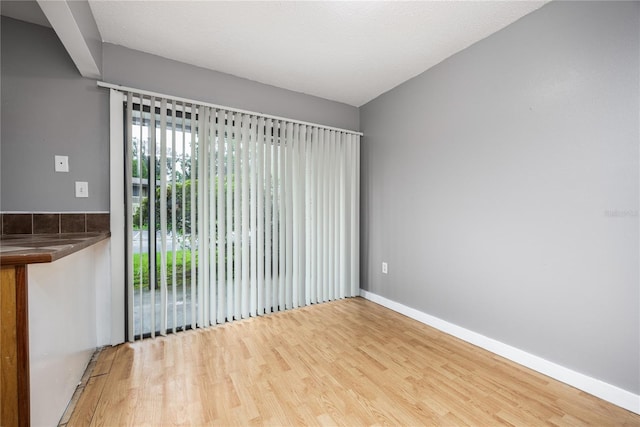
[[35, 1, 549, 107]]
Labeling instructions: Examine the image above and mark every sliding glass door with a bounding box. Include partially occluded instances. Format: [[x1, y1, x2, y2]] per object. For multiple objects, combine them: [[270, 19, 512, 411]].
[[125, 92, 360, 341], [129, 100, 197, 338]]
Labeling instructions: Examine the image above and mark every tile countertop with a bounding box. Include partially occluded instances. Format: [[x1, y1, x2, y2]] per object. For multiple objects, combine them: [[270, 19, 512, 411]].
[[0, 232, 111, 266]]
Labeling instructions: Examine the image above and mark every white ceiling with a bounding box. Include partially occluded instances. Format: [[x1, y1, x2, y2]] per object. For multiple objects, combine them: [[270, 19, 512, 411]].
[[4, 1, 549, 107], [88, 1, 548, 106]]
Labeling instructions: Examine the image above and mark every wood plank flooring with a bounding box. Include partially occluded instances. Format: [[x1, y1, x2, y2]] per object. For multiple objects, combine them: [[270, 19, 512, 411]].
[[67, 298, 639, 426]]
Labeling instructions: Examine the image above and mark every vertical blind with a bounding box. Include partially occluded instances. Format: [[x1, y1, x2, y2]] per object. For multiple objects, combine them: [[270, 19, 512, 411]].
[[125, 92, 360, 340]]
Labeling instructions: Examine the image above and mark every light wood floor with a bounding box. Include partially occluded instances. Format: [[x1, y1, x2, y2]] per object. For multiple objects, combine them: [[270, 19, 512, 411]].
[[65, 297, 639, 426]]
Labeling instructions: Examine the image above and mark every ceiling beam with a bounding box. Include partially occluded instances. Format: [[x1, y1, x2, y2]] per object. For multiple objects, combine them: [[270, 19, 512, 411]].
[[36, 0, 101, 79]]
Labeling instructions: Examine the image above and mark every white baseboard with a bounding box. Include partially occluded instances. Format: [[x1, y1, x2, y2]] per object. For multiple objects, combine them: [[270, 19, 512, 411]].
[[359, 289, 640, 415]]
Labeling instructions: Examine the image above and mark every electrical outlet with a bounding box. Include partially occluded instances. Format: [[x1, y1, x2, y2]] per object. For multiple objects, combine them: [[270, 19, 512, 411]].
[[382, 262, 388, 274], [55, 155, 69, 172], [75, 181, 89, 198]]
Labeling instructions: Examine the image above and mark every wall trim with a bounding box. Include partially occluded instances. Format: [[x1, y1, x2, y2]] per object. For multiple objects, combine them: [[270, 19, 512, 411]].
[[359, 289, 640, 415], [108, 89, 126, 345]]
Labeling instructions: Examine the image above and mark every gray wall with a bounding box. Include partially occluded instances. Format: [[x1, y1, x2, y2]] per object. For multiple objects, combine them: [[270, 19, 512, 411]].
[[1, 17, 359, 212], [1, 16, 109, 212], [360, 0, 639, 394], [102, 44, 359, 131]]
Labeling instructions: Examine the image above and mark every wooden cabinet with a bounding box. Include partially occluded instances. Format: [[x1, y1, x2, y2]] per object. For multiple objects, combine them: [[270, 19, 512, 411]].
[[1, 265, 30, 427]]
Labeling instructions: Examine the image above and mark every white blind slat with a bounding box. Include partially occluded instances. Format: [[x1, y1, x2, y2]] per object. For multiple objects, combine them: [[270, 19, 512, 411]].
[[320, 129, 328, 302], [285, 123, 294, 309], [217, 109, 227, 325], [277, 122, 285, 310], [233, 114, 242, 320], [291, 123, 299, 309], [125, 93, 134, 342], [190, 104, 197, 327], [256, 117, 265, 316], [250, 116, 258, 317], [171, 100, 178, 332], [226, 113, 234, 320], [333, 133, 340, 300], [180, 101, 187, 330], [149, 96, 157, 338], [264, 119, 273, 313], [212, 108, 218, 326], [301, 124, 307, 306], [241, 115, 250, 318], [200, 106, 208, 327], [159, 98, 168, 336]]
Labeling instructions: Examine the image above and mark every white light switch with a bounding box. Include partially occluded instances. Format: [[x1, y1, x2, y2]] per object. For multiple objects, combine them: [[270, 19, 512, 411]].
[[382, 262, 388, 274], [55, 155, 69, 172], [75, 181, 88, 198]]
